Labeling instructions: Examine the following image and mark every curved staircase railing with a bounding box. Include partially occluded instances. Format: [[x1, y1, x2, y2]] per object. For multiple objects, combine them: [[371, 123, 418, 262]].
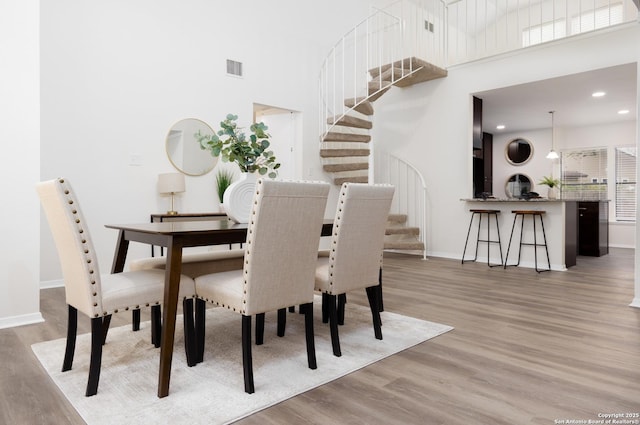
[[318, 0, 447, 186], [376, 151, 428, 259]]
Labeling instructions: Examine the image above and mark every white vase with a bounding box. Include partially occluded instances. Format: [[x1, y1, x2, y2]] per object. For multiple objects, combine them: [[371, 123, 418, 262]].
[[222, 172, 257, 223], [547, 187, 558, 199]]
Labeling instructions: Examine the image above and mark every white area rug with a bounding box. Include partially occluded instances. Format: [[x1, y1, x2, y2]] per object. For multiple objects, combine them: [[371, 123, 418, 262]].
[[32, 298, 452, 425]]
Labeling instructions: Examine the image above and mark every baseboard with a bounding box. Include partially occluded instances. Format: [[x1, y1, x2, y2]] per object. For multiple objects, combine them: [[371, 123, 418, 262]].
[[629, 298, 640, 309], [0, 312, 44, 330], [40, 279, 63, 289]]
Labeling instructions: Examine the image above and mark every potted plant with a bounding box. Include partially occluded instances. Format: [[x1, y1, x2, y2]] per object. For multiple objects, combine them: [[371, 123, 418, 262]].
[[539, 176, 560, 199], [195, 114, 280, 178], [195, 114, 281, 223], [214, 169, 234, 211]]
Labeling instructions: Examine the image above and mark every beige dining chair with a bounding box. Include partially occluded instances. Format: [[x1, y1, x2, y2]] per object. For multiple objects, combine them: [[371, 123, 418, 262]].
[[36, 178, 197, 396], [193, 179, 330, 393], [316, 182, 394, 357]]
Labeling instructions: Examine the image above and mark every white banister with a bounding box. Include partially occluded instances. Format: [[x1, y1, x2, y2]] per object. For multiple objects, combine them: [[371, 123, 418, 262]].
[[376, 152, 428, 260]]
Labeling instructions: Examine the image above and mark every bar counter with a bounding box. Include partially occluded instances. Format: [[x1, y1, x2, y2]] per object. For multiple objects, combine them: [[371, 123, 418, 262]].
[[462, 198, 572, 270]]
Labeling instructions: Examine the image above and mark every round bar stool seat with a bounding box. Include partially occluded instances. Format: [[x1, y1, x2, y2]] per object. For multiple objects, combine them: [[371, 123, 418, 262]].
[[461, 209, 504, 267], [504, 210, 550, 273]]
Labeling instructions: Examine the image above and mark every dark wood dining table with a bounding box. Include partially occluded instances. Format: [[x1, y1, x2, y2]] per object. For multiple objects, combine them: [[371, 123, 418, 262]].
[[106, 218, 334, 398]]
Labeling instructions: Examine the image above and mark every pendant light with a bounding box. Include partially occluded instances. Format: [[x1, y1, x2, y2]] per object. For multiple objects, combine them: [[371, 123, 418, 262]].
[[546, 111, 559, 160]]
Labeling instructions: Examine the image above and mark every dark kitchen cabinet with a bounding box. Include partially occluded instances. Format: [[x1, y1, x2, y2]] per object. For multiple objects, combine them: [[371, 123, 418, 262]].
[[473, 96, 483, 150], [473, 132, 493, 197], [578, 201, 609, 256]]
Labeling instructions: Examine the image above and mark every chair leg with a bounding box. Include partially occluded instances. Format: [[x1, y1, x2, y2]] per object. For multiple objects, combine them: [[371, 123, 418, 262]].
[[100, 315, 111, 346], [86, 317, 104, 397], [195, 299, 206, 364], [132, 309, 140, 331], [378, 267, 384, 312], [242, 315, 255, 394], [277, 308, 286, 337], [337, 294, 346, 325], [151, 305, 161, 347], [301, 302, 317, 370], [255, 313, 265, 345], [326, 294, 341, 357], [366, 286, 383, 340], [151, 305, 161, 348], [321, 293, 329, 323], [183, 298, 197, 367], [62, 305, 77, 372]]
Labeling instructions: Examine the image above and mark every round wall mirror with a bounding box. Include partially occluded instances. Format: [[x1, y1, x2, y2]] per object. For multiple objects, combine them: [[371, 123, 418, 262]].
[[505, 174, 533, 198], [166, 118, 218, 176], [505, 138, 533, 165]]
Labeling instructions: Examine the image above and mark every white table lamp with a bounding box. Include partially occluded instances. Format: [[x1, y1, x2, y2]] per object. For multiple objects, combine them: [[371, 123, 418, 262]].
[[158, 173, 185, 215]]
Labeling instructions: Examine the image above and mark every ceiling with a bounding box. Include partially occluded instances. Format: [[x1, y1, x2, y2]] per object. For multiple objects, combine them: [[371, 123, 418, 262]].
[[475, 62, 637, 134]]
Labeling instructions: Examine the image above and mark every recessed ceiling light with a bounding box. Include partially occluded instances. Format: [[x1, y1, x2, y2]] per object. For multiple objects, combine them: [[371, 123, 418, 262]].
[[592, 91, 606, 98], [618, 109, 630, 115], [496, 124, 505, 130]]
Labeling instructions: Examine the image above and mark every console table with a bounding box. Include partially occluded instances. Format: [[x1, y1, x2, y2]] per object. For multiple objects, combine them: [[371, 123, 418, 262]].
[[150, 212, 227, 256]]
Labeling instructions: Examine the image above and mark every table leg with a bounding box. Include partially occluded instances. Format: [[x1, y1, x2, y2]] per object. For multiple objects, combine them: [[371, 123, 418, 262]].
[[110, 229, 129, 273], [158, 237, 183, 398]]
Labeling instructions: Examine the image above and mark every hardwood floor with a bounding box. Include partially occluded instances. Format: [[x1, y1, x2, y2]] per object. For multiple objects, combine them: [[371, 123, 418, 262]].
[[2, 250, 639, 424]]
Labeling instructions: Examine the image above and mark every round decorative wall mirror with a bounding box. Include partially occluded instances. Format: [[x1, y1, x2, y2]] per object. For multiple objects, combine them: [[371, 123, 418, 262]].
[[505, 174, 533, 198], [166, 118, 218, 176], [505, 138, 533, 165]]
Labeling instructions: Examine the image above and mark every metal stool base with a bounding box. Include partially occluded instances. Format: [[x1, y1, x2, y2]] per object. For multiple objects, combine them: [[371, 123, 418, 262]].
[[504, 210, 551, 273], [461, 209, 504, 267]]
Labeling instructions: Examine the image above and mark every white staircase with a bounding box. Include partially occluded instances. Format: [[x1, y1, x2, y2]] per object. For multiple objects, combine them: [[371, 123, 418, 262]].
[[319, 3, 446, 256]]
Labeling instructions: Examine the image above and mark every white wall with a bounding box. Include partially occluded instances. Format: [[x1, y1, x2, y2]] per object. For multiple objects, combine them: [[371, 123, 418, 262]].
[[38, 0, 391, 284], [0, 0, 43, 328], [372, 23, 640, 262]]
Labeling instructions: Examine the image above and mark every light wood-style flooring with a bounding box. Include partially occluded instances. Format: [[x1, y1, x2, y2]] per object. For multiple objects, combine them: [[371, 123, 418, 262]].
[[2, 250, 639, 424]]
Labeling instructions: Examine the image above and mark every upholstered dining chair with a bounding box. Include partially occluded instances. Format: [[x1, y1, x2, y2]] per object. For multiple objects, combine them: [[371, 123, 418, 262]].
[[193, 179, 330, 393], [36, 178, 196, 396], [316, 182, 394, 357]]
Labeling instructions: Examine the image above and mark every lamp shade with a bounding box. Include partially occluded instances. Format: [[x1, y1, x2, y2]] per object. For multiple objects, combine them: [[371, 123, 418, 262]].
[[158, 173, 185, 194]]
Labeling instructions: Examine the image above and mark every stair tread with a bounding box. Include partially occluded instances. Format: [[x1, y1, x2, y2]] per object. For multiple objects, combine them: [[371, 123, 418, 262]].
[[322, 132, 371, 143], [334, 176, 369, 185], [323, 163, 369, 172], [384, 240, 425, 250], [386, 226, 420, 235], [388, 214, 408, 223], [344, 98, 374, 116], [327, 114, 372, 129], [369, 57, 447, 88], [320, 148, 370, 158]]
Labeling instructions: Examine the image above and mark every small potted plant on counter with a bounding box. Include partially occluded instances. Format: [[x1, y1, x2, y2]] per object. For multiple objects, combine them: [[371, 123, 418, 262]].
[[539, 176, 560, 199]]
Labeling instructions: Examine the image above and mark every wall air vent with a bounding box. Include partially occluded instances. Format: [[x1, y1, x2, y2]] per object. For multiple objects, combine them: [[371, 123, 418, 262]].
[[424, 20, 434, 33], [226, 59, 243, 77]]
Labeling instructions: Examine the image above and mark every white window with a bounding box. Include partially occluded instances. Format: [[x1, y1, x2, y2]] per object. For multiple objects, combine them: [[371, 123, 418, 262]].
[[571, 3, 624, 35], [615, 146, 636, 221], [522, 19, 567, 47], [560, 148, 608, 200]]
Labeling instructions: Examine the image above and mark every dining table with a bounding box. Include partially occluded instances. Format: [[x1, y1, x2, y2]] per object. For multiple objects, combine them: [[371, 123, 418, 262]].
[[106, 218, 334, 398]]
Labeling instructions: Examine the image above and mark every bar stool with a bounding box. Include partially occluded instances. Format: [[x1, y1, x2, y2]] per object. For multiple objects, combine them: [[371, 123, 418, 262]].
[[462, 209, 503, 267], [504, 210, 550, 273]]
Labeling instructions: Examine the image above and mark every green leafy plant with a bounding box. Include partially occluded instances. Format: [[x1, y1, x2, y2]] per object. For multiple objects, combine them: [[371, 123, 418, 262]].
[[196, 114, 280, 178], [215, 169, 234, 203], [539, 176, 560, 188]]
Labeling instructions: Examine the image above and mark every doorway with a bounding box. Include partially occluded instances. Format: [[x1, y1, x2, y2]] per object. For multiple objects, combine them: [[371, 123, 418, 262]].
[[253, 103, 300, 180]]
